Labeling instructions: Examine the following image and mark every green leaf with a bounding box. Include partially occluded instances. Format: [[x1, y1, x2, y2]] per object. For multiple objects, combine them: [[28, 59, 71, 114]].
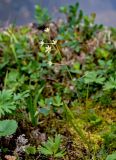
[[35, 5, 51, 26], [59, 6, 67, 14], [106, 152, 116, 160], [39, 134, 65, 158], [96, 48, 109, 59], [0, 120, 18, 136], [84, 71, 105, 84], [54, 134, 61, 153], [25, 146, 36, 155], [0, 89, 16, 117], [55, 150, 65, 158], [103, 77, 116, 90], [53, 95, 63, 107], [39, 146, 53, 155], [5, 70, 26, 91]]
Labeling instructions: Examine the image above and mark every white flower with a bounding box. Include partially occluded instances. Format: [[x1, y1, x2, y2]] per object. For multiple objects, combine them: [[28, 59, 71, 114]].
[[39, 40, 44, 47], [44, 28, 50, 33], [52, 40, 57, 45], [69, 85, 74, 90], [72, 78, 76, 81], [45, 45, 51, 53], [48, 60, 53, 66], [89, 23, 93, 28]]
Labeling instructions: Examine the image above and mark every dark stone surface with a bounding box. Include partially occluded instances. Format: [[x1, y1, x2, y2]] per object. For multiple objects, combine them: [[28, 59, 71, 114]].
[[0, 0, 116, 26]]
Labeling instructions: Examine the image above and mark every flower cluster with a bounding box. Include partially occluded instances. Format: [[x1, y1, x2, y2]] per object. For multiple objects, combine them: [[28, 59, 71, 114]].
[[39, 28, 58, 66], [39, 28, 57, 53], [39, 39, 57, 52]]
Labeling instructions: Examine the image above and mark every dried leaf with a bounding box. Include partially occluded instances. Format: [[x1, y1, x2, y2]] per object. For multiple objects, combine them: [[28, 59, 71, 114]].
[[5, 155, 16, 160]]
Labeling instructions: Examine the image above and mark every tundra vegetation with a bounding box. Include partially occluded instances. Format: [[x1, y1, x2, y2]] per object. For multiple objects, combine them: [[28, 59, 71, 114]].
[[0, 2, 116, 160]]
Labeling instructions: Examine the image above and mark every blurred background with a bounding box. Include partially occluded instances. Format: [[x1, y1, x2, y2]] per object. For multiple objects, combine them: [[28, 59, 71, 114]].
[[0, 0, 116, 26]]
